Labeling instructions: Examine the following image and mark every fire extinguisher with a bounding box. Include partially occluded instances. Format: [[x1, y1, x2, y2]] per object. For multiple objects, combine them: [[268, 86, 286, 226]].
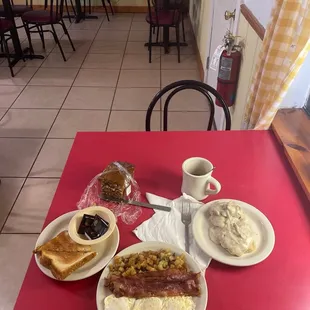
[[216, 33, 242, 107]]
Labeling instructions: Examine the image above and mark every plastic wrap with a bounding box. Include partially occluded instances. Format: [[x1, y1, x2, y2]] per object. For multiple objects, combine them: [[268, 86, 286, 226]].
[[77, 162, 142, 225]]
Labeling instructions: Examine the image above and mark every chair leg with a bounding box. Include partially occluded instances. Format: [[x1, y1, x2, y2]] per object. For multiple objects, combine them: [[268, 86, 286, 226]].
[[36, 25, 45, 49], [70, 0, 76, 16], [101, 0, 110, 21], [176, 26, 180, 63], [64, 0, 72, 23], [2, 35, 14, 77], [23, 22, 34, 54], [156, 26, 159, 43], [88, 0, 91, 14], [60, 20, 76, 52], [51, 24, 66, 61], [148, 25, 152, 63], [107, 0, 114, 15], [181, 14, 186, 42]]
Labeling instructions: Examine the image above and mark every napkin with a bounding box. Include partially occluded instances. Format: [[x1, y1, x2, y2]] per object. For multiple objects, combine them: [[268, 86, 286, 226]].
[[133, 193, 212, 271]]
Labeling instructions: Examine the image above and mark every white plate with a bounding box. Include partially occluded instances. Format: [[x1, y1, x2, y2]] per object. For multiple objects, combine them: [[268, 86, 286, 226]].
[[96, 241, 208, 310], [192, 199, 275, 267], [34, 210, 120, 281]]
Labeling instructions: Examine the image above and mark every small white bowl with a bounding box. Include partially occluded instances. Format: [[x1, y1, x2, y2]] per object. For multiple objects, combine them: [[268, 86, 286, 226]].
[[68, 206, 116, 246]]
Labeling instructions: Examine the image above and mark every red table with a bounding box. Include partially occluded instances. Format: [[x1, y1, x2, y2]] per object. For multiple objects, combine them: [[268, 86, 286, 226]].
[[15, 131, 310, 310]]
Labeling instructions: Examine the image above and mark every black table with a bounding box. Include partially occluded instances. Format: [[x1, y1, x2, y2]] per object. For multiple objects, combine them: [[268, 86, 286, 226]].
[[0, 0, 44, 66], [145, 0, 187, 54], [64, 0, 98, 23]]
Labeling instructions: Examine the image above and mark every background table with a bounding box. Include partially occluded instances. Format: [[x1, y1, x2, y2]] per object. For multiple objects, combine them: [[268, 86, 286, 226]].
[[14, 131, 310, 310]]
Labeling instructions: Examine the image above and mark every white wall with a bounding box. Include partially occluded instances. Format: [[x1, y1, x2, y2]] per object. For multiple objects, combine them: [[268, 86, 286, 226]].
[[244, 0, 275, 28]]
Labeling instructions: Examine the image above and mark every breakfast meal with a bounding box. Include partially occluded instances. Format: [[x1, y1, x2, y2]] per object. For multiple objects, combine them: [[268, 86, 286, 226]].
[[78, 213, 109, 240], [99, 161, 135, 201], [207, 201, 256, 257], [104, 249, 200, 309], [33, 231, 97, 280]]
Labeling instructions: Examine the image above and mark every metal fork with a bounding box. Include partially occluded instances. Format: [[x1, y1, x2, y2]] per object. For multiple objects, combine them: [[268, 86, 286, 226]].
[[181, 201, 192, 253]]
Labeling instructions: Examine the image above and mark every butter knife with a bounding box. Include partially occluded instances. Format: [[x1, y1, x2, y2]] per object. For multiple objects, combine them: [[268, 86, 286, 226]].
[[100, 195, 171, 212]]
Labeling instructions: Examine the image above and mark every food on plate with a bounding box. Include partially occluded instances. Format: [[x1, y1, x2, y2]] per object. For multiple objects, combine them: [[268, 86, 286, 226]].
[[105, 249, 200, 300], [99, 161, 135, 201], [34, 231, 97, 280], [104, 294, 195, 310], [108, 249, 187, 276], [207, 201, 256, 256], [78, 214, 110, 240], [105, 269, 201, 298]]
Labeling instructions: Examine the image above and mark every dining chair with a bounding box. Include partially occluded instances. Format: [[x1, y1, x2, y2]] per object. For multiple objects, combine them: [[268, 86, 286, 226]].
[[21, 0, 75, 61], [146, 0, 182, 63], [168, 0, 187, 42], [0, 0, 33, 18], [145, 80, 232, 131]]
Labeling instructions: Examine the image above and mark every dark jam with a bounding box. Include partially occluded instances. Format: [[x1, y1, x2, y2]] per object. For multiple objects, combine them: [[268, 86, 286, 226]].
[[80, 214, 110, 240], [78, 214, 95, 234]]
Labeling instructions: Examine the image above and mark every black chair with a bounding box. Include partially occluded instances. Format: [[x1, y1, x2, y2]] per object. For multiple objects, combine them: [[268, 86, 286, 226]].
[[21, 0, 75, 61], [146, 0, 182, 63], [85, 0, 114, 21], [145, 80, 232, 131], [0, 0, 33, 18]]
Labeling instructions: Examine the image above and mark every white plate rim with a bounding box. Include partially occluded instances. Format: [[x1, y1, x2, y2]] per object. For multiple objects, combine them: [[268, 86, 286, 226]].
[[96, 241, 208, 310], [192, 199, 275, 267], [34, 210, 120, 281]]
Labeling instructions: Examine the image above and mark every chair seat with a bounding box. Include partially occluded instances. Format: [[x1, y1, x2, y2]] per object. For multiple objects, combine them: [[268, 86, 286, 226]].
[[0, 18, 13, 33], [0, 5, 32, 17], [146, 10, 180, 26], [22, 10, 60, 24]]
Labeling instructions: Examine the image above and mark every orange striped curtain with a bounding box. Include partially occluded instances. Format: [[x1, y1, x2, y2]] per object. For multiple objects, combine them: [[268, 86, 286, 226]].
[[243, 0, 310, 129]]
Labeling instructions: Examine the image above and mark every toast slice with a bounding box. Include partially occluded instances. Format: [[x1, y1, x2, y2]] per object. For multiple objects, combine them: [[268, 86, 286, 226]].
[[34, 231, 92, 254], [39, 249, 97, 280], [34, 230, 97, 280]]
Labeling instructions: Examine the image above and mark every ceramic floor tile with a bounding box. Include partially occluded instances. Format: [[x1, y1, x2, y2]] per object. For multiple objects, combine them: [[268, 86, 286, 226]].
[[30, 138, 74, 177], [23, 39, 56, 54], [0, 178, 24, 230], [100, 19, 132, 30], [0, 108, 7, 119], [161, 54, 199, 70], [133, 13, 146, 22], [0, 109, 58, 138], [128, 30, 156, 42], [118, 70, 160, 87], [125, 41, 160, 55], [108, 111, 160, 131], [52, 40, 92, 54], [82, 53, 123, 69], [122, 54, 160, 70], [161, 40, 196, 55], [113, 88, 159, 110], [108, 13, 133, 21], [12, 86, 69, 109], [131, 22, 149, 31], [74, 69, 119, 87], [0, 138, 44, 177], [62, 29, 97, 41], [89, 41, 126, 54], [95, 30, 129, 41], [161, 69, 200, 87], [0, 67, 37, 86], [0, 57, 43, 68], [162, 89, 210, 111], [0, 86, 24, 108], [70, 20, 102, 31], [63, 87, 114, 109], [49, 110, 110, 138], [163, 111, 211, 131], [41, 52, 86, 68], [3, 178, 59, 233], [0, 234, 39, 310], [29, 68, 78, 86]]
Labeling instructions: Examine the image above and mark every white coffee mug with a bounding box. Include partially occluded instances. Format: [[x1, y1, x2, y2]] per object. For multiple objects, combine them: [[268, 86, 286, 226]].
[[181, 157, 221, 200]]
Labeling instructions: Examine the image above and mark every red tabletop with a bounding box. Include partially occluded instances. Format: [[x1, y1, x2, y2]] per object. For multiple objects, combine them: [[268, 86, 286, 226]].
[[14, 131, 310, 310]]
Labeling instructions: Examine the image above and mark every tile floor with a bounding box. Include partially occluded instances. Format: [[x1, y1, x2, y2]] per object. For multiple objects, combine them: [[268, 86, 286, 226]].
[[0, 13, 210, 309]]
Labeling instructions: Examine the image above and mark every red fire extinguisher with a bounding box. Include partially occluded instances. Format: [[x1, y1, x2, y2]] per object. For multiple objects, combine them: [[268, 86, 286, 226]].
[[216, 44, 242, 107]]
